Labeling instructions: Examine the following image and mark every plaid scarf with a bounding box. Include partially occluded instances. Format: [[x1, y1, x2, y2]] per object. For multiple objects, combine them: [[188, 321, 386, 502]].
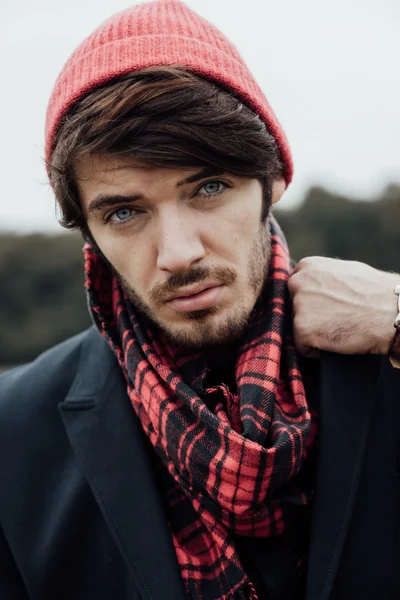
[[85, 216, 318, 600]]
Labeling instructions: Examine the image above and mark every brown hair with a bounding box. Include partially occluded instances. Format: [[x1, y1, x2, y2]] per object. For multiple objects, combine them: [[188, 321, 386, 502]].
[[48, 66, 283, 233]]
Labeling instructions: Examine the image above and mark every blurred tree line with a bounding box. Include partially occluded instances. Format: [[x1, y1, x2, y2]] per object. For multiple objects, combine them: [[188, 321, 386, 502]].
[[0, 184, 399, 365]]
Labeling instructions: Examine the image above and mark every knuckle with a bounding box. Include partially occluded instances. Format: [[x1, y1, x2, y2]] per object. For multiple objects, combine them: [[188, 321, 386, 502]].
[[296, 257, 309, 269], [291, 293, 302, 313], [287, 274, 298, 293], [293, 315, 310, 339]]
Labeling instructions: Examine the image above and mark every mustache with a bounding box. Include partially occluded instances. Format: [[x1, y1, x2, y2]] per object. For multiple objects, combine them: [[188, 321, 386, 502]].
[[149, 266, 237, 304]]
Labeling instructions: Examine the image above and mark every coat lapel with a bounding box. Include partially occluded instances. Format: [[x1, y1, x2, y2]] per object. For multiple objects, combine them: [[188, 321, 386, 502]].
[[306, 352, 382, 600], [59, 327, 186, 600]]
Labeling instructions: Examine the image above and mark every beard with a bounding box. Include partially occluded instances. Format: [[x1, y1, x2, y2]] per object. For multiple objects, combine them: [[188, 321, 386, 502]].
[[117, 222, 271, 348]]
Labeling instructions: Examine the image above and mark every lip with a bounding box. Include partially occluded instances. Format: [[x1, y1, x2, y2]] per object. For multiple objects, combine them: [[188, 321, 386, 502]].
[[166, 284, 225, 313], [165, 282, 221, 301]]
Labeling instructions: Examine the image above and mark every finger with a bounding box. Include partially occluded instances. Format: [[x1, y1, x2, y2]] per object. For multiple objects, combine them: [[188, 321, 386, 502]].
[[293, 338, 320, 358], [287, 272, 301, 296]]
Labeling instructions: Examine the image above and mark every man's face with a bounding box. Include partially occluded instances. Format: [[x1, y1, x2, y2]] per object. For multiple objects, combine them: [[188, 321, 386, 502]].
[[78, 155, 285, 347]]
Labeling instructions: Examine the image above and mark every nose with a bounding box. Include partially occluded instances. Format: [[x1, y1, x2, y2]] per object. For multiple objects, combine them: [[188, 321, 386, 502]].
[[156, 209, 206, 273]]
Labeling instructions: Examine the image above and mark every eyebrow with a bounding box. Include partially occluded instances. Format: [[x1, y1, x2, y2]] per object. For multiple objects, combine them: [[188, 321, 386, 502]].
[[87, 194, 143, 215], [86, 167, 226, 215], [176, 167, 224, 187]]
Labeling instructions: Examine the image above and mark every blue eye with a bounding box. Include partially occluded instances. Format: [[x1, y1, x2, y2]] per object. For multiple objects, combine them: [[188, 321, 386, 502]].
[[108, 207, 135, 223], [199, 181, 225, 195]]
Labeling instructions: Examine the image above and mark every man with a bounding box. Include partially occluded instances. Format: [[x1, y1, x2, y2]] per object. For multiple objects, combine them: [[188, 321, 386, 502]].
[[0, 1, 399, 599]]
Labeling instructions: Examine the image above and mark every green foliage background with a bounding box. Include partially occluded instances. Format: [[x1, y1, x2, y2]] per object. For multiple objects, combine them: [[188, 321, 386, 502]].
[[1, 184, 399, 365]]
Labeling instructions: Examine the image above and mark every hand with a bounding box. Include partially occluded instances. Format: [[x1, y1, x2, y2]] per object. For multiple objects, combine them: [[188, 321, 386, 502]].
[[287, 256, 399, 357]]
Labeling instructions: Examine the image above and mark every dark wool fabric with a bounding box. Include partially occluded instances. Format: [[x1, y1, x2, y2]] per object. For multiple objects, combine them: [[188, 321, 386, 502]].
[[85, 216, 318, 600]]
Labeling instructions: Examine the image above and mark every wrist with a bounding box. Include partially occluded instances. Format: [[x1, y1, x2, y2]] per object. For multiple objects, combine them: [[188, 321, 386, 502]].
[[389, 329, 400, 368], [376, 276, 400, 354], [389, 285, 400, 368]]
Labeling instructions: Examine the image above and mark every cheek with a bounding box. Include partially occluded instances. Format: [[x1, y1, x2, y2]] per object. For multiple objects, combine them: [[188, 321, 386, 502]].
[[218, 205, 260, 262], [91, 232, 153, 293], [224, 188, 261, 235], [239, 208, 260, 237]]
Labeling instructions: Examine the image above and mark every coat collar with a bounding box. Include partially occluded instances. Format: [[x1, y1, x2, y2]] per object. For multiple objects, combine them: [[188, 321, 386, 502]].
[[59, 327, 186, 600], [305, 351, 382, 600]]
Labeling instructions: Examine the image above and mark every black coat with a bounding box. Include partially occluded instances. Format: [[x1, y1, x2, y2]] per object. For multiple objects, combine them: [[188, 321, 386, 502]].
[[0, 326, 399, 600]]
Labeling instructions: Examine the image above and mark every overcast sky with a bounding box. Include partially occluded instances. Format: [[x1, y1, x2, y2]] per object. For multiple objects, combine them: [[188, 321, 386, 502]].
[[2, 0, 399, 232]]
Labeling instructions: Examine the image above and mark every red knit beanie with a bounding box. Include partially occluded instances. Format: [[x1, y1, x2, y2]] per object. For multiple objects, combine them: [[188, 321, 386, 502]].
[[45, 0, 293, 184]]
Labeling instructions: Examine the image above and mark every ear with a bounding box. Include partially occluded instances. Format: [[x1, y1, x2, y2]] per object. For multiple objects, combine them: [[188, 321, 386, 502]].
[[271, 176, 286, 206]]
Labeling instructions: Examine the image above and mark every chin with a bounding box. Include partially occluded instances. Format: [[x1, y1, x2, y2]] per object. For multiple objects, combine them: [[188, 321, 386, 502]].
[[160, 305, 252, 349]]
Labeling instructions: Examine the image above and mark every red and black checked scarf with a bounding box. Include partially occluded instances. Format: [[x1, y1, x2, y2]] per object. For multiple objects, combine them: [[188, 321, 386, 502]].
[[85, 216, 318, 600]]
